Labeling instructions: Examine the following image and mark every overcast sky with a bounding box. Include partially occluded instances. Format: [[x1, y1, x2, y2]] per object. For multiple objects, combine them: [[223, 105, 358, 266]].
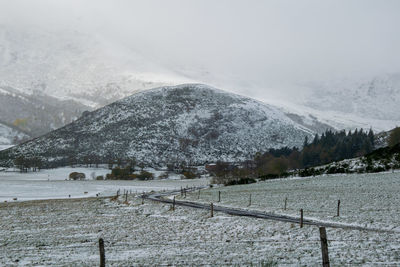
[[1, 0, 400, 98]]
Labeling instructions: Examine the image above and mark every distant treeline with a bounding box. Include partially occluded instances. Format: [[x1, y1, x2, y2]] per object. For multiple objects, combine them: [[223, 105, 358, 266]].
[[211, 129, 376, 184], [302, 128, 375, 167], [259, 129, 374, 174]]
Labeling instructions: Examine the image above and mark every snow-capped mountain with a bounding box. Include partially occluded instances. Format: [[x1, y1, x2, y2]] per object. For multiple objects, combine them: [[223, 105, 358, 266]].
[[283, 74, 400, 132], [304, 73, 400, 121], [0, 84, 315, 167], [0, 24, 192, 107], [0, 25, 192, 139], [0, 24, 399, 139]]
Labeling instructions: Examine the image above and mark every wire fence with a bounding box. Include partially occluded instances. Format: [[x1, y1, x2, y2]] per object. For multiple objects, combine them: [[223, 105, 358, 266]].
[[1, 187, 400, 266]]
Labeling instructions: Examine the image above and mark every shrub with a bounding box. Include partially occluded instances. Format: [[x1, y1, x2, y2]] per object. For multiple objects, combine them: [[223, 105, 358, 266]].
[[158, 172, 169, 179], [182, 171, 197, 179], [111, 167, 130, 177], [136, 171, 154, 180], [69, 172, 85, 180], [225, 177, 257, 186], [259, 172, 290, 180]]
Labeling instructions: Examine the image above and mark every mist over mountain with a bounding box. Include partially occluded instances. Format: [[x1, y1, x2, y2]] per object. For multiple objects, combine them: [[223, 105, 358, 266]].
[[0, 25, 190, 108], [0, 25, 190, 139], [1, 24, 399, 139]]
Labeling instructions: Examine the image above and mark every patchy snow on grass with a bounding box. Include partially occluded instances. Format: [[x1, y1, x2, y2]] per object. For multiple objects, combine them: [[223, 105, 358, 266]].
[[0, 193, 399, 266], [185, 172, 400, 231], [1, 171, 399, 265]]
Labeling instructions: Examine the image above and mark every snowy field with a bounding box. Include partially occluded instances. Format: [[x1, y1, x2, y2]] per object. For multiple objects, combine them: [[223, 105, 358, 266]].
[[185, 172, 400, 231], [1, 171, 399, 265], [0, 192, 399, 266], [0, 167, 208, 202]]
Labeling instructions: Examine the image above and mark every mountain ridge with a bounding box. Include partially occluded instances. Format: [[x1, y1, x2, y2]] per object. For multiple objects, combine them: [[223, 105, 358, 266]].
[[0, 84, 314, 167]]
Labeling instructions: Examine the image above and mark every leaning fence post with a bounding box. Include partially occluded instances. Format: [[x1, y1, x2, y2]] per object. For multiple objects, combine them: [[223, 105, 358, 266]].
[[300, 209, 303, 228], [319, 227, 330, 267], [210, 202, 214, 217], [337, 200, 340, 217], [99, 238, 105, 267]]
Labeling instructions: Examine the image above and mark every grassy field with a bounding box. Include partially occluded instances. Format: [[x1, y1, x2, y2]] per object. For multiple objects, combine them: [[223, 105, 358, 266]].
[[1, 173, 400, 265], [184, 172, 400, 231]]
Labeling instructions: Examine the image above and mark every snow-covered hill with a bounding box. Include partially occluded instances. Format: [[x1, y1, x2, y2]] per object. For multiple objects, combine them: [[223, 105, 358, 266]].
[[0, 84, 314, 167]]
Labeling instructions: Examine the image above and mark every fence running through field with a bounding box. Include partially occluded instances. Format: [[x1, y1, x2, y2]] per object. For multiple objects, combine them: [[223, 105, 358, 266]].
[[69, 186, 396, 266]]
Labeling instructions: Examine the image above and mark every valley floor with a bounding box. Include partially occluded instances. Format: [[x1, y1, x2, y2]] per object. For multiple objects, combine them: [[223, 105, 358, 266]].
[[0, 167, 203, 202], [1, 175, 400, 266]]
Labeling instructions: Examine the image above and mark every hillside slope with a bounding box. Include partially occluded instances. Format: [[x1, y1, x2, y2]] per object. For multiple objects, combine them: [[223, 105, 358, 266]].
[[0, 84, 314, 167], [0, 86, 89, 137], [0, 121, 30, 151], [298, 143, 400, 177], [298, 73, 400, 131]]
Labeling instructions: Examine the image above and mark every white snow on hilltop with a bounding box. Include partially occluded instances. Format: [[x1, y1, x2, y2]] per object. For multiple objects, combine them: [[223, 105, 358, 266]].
[[2, 84, 315, 167]]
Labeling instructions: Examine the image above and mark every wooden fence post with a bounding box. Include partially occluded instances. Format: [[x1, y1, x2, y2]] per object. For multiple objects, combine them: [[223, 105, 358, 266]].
[[319, 227, 330, 267], [210, 203, 214, 217], [172, 196, 175, 211], [248, 194, 252, 207], [198, 189, 201, 199], [184, 188, 186, 198], [218, 191, 221, 202], [337, 200, 340, 217], [284, 197, 287, 210], [300, 209, 303, 228], [99, 238, 105, 267], [125, 192, 128, 203]]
